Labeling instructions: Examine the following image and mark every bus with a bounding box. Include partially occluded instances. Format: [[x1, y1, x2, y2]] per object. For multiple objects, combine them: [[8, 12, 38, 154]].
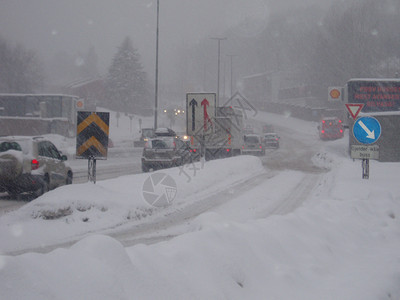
[[0, 94, 84, 137]]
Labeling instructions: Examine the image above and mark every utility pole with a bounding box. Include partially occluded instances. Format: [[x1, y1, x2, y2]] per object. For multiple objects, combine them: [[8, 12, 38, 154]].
[[227, 54, 237, 98], [210, 37, 226, 107], [154, 0, 159, 129]]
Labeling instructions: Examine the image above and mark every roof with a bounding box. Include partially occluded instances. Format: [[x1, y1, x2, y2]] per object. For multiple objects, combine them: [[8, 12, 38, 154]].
[[154, 128, 176, 136]]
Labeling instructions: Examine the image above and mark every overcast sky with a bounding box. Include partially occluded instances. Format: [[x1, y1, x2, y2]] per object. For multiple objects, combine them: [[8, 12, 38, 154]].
[[0, 0, 332, 79]]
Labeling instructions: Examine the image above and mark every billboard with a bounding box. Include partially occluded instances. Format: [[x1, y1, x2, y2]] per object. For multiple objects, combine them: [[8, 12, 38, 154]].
[[346, 79, 400, 112]]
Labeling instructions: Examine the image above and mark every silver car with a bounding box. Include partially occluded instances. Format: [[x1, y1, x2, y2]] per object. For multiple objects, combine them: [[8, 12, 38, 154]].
[[242, 134, 265, 156], [141, 136, 193, 172], [0, 136, 73, 198]]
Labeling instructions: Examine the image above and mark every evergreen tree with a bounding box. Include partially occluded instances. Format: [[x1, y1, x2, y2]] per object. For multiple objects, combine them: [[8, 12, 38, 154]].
[[0, 36, 44, 93], [105, 37, 152, 114]]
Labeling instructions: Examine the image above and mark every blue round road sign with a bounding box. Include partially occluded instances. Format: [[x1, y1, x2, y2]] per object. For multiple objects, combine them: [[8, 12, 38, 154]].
[[353, 116, 381, 144]]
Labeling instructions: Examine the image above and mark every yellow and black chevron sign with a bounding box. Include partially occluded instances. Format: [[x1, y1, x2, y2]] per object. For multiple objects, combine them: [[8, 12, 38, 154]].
[[76, 111, 110, 159]]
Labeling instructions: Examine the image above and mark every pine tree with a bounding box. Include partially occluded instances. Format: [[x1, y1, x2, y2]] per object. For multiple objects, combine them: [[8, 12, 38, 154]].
[[0, 36, 44, 93], [105, 37, 151, 114]]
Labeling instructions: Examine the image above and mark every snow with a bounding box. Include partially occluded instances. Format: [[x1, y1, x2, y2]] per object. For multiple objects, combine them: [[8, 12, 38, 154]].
[[1, 111, 400, 299]]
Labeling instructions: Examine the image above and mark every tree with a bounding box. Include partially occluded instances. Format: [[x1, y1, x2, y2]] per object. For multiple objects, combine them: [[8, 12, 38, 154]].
[[0, 36, 44, 93], [104, 37, 152, 114]]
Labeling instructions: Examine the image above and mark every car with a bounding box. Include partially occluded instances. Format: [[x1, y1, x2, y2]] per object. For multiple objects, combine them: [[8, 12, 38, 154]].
[[318, 117, 344, 140], [133, 128, 155, 147], [242, 134, 265, 156], [141, 136, 193, 172], [180, 136, 201, 162], [0, 136, 73, 198], [263, 133, 280, 149]]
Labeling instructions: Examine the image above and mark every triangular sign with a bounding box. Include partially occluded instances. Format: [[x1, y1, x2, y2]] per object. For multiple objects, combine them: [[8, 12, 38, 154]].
[[345, 103, 364, 120]]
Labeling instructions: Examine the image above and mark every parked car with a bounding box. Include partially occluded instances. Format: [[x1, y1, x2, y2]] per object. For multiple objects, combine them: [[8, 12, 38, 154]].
[[141, 136, 193, 172], [242, 134, 265, 156], [0, 136, 73, 198], [263, 133, 280, 149]]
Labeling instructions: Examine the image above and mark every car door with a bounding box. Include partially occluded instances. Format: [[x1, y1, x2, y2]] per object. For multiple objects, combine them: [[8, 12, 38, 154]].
[[46, 142, 67, 186], [38, 141, 64, 188]]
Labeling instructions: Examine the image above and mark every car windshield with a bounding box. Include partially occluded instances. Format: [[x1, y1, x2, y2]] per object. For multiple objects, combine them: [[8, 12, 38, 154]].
[[0, 139, 32, 154], [0, 141, 22, 152], [149, 138, 175, 149], [244, 136, 259, 143], [142, 129, 154, 138], [265, 134, 277, 139]]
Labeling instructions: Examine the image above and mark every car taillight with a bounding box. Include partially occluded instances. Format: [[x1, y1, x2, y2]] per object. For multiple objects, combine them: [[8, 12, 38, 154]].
[[31, 159, 39, 170], [226, 149, 230, 152], [340, 129, 343, 133], [321, 130, 325, 134]]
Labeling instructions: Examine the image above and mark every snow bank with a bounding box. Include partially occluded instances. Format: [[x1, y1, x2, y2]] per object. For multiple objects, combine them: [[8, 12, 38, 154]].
[[0, 155, 264, 253], [1, 154, 399, 299]]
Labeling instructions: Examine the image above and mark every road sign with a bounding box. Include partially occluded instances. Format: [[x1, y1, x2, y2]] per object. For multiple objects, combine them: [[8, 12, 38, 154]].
[[328, 87, 343, 101], [351, 145, 379, 160], [186, 93, 216, 136], [353, 116, 381, 144], [345, 103, 364, 120], [76, 111, 110, 159]]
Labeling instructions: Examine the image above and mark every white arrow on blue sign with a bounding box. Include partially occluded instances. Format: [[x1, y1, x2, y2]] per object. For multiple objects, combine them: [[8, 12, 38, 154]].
[[353, 116, 381, 144]]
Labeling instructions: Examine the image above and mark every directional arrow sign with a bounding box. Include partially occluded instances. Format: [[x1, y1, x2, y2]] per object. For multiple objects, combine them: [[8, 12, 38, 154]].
[[353, 116, 381, 144], [186, 93, 216, 136], [201, 98, 213, 131], [189, 98, 198, 131]]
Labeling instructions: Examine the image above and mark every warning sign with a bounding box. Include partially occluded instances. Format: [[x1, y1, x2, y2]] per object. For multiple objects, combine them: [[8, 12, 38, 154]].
[[76, 111, 109, 159], [345, 103, 364, 120]]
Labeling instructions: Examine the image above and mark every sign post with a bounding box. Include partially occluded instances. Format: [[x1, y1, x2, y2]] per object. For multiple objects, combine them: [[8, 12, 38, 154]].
[[351, 116, 381, 179], [76, 111, 110, 183]]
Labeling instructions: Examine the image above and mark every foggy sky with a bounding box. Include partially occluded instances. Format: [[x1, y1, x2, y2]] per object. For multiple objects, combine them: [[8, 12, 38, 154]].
[[0, 0, 333, 84]]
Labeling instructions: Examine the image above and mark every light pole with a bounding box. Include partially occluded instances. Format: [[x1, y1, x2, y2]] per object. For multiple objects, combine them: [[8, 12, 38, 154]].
[[227, 54, 237, 98], [210, 37, 226, 107], [154, 0, 159, 129]]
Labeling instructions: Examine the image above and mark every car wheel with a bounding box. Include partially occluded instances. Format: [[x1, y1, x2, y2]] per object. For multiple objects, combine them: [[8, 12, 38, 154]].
[[7, 188, 20, 199], [33, 177, 49, 198], [66, 171, 73, 185]]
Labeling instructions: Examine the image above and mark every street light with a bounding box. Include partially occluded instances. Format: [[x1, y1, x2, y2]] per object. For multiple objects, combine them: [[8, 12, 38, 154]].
[[154, 0, 160, 130], [227, 54, 237, 98], [210, 37, 226, 107]]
